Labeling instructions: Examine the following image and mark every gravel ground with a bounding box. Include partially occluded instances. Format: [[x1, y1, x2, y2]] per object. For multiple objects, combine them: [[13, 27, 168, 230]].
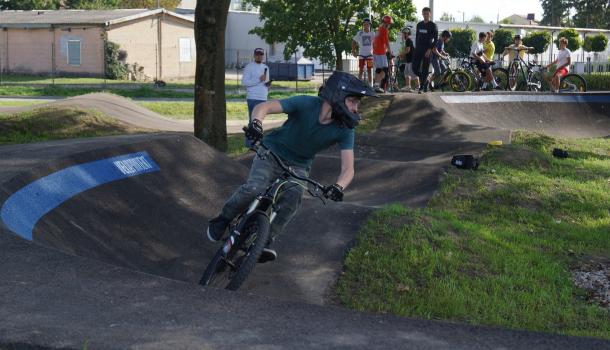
[[572, 259, 610, 309]]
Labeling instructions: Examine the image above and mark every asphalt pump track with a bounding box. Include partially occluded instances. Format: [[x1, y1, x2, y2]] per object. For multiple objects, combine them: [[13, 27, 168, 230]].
[[0, 92, 609, 349]]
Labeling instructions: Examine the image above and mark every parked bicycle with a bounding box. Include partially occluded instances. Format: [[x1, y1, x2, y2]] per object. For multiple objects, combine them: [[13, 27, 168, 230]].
[[429, 56, 472, 92], [460, 57, 508, 91], [505, 47, 545, 91], [199, 135, 329, 290]]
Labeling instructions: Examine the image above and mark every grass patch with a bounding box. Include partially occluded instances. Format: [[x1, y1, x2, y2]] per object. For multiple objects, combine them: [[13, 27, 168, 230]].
[[0, 85, 192, 99], [0, 106, 150, 144], [137, 101, 287, 121], [357, 95, 393, 134], [0, 100, 44, 107], [337, 131, 610, 339]]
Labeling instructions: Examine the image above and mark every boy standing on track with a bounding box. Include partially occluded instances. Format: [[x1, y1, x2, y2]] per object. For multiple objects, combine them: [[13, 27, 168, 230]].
[[373, 15, 393, 93], [398, 27, 420, 92], [429, 30, 451, 90], [413, 7, 438, 94], [352, 18, 376, 86], [241, 48, 270, 146]]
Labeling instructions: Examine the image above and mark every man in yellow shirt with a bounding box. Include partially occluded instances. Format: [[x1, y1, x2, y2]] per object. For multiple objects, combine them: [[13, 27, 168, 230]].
[[483, 31, 495, 61]]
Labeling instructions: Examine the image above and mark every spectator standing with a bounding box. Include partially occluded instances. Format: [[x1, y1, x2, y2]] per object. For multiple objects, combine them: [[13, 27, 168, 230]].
[[398, 27, 420, 92], [372, 15, 393, 93], [352, 18, 376, 86], [413, 7, 438, 93], [241, 48, 271, 146]]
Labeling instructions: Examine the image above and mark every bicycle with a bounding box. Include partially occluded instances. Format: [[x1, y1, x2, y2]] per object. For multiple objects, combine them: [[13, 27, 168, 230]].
[[428, 57, 471, 92], [199, 135, 328, 291], [505, 47, 545, 91], [460, 57, 508, 91], [542, 66, 588, 92]]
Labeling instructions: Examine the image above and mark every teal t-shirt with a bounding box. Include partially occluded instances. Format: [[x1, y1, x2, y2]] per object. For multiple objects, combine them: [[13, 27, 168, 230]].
[[263, 95, 354, 168]]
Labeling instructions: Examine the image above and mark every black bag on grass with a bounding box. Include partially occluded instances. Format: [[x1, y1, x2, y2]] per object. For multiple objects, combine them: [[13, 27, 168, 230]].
[[552, 148, 569, 159], [451, 155, 479, 170]]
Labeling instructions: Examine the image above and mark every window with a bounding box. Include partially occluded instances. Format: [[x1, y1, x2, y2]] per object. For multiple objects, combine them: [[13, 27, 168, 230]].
[[67, 40, 81, 66], [179, 38, 192, 62]]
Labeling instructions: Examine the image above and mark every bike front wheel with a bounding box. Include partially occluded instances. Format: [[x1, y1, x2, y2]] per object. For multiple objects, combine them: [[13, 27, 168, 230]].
[[199, 212, 271, 290], [492, 68, 509, 91], [448, 71, 471, 92], [560, 74, 587, 92]]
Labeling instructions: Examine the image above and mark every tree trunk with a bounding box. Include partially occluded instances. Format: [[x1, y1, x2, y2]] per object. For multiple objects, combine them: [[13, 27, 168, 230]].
[[334, 47, 343, 71], [194, 0, 230, 151]]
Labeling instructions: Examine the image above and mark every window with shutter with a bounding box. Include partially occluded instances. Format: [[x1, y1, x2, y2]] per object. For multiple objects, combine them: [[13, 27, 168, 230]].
[[67, 40, 81, 66], [179, 38, 191, 62]]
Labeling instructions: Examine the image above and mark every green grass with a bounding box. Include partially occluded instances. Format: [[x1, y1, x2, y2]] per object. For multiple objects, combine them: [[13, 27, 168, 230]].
[[0, 85, 192, 98], [137, 101, 287, 121], [0, 100, 44, 107], [0, 106, 149, 144], [357, 95, 393, 134], [337, 131, 610, 339]]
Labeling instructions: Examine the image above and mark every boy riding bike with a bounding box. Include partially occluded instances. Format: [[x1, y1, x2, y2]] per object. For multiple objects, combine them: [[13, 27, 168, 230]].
[[206, 71, 376, 263], [546, 37, 572, 93], [471, 32, 500, 90]]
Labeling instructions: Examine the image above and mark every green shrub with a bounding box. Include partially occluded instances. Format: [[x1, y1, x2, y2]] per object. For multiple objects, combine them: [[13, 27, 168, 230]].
[[555, 28, 582, 52], [445, 28, 476, 58], [105, 41, 128, 80], [582, 74, 610, 91]]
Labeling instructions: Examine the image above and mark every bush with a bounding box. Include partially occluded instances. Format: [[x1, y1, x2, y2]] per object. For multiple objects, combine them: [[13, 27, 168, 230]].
[[555, 28, 582, 52], [582, 74, 610, 91], [523, 31, 551, 55], [445, 28, 476, 58], [583, 34, 609, 54], [105, 41, 128, 80], [493, 28, 514, 55]]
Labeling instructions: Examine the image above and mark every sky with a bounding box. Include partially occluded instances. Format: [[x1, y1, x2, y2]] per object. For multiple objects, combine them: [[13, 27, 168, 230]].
[[412, 0, 543, 24]]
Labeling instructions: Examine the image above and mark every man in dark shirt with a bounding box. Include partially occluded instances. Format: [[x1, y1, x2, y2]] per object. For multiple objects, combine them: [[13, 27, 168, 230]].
[[412, 7, 438, 93]]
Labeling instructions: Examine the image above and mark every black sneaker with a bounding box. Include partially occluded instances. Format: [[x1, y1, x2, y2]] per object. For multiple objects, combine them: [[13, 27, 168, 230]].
[[258, 248, 277, 263], [206, 215, 231, 242]]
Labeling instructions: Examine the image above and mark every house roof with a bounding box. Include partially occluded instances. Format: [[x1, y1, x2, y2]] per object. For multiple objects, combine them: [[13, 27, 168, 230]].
[[0, 8, 193, 28], [501, 14, 539, 26]]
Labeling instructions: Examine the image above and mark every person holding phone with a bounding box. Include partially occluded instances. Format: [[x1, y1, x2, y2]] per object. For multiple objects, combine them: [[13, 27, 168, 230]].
[[242, 48, 271, 146]]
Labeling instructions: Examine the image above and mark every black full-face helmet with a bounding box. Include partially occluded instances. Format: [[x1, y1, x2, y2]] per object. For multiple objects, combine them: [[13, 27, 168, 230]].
[[318, 71, 377, 129]]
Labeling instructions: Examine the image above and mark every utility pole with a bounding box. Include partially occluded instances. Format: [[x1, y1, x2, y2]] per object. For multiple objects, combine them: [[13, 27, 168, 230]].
[[429, 0, 434, 20]]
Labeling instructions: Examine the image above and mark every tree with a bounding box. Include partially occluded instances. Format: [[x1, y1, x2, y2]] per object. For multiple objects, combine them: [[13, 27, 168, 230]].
[[249, 0, 416, 70], [522, 31, 552, 55], [555, 28, 582, 52], [120, 0, 181, 9], [469, 15, 485, 23], [194, 0, 231, 151], [439, 12, 454, 22], [493, 29, 514, 55], [571, 0, 610, 29], [445, 28, 475, 58], [540, 0, 571, 26], [66, 0, 120, 9], [0, 0, 62, 10]]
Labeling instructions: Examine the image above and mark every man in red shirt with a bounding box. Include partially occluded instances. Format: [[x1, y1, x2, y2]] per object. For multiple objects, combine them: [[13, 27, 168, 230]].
[[372, 15, 393, 93]]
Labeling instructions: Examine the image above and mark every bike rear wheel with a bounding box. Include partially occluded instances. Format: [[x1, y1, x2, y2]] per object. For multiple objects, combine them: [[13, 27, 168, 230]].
[[560, 74, 587, 92], [199, 212, 271, 290]]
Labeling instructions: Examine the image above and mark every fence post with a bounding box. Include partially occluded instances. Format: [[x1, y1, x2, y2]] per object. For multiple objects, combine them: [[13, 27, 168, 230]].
[[51, 42, 55, 85], [236, 49, 239, 94], [294, 50, 298, 92]]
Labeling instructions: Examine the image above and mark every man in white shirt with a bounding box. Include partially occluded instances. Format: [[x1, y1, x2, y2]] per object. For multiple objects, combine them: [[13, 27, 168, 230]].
[[546, 37, 572, 93], [242, 48, 270, 146], [470, 32, 500, 90], [352, 18, 376, 86]]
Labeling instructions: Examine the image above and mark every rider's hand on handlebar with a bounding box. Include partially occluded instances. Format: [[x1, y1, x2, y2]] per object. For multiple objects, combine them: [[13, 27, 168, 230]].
[[323, 184, 344, 202], [245, 119, 264, 142]]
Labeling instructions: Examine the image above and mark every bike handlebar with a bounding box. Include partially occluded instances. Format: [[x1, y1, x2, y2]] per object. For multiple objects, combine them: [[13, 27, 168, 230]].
[[243, 128, 327, 197]]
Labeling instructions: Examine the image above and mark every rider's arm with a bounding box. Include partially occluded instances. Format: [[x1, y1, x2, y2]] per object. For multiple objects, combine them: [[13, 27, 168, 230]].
[[251, 100, 283, 123], [335, 149, 355, 189]]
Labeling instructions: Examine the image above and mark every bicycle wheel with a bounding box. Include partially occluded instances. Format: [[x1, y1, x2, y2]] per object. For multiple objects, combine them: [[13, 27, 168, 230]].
[[492, 68, 508, 90], [449, 71, 471, 92], [560, 74, 587, 92], [200, 212, 271, 290], [508, 62, 519, 91]]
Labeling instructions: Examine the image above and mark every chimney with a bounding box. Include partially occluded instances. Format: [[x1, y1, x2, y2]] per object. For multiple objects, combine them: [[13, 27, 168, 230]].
[[527, 13, 535, 21]]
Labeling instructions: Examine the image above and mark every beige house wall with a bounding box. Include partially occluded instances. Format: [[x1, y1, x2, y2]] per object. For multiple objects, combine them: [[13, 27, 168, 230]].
[[54, 27, 104, 76], [107, 18, 160, 80], [4, 28, 53, 74], [0, 30, 7, 73], [159, 16, 195, 79]]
